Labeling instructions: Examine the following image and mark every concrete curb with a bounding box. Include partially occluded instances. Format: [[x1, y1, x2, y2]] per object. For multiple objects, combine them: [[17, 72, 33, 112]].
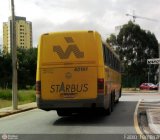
[[0, 102, 37, 118], [134, 99, 144, 134], [146, 109, 160, 134], [122, 91, 158, 93]]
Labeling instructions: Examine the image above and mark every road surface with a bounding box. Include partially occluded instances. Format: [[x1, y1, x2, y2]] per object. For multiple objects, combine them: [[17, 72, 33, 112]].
[[0, 92, 159, 140]]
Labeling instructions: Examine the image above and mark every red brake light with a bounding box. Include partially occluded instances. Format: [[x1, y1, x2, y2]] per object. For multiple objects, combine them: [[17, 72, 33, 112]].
[[98, 78, 104, 94], [36, 81, 41, 96]]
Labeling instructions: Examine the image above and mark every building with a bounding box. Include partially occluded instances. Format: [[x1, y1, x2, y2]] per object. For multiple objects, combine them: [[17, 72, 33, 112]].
[[3, 16, 32, 54]]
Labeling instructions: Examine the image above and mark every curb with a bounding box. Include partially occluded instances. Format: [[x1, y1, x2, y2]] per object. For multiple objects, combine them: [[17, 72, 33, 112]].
[[134, 99, 144, 135], [122, 91, 158, 93], [0, 102, 37, 118], [146, 109, 160, 134]]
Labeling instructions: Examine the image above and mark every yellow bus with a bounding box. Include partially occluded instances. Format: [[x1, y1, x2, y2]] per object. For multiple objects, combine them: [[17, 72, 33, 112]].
[[36, 30, 121, 116]]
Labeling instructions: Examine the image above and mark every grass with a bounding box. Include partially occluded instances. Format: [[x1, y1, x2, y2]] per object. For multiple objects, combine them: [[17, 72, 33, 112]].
[[0, 89, 36, 109], [0, 99, 11, 108]]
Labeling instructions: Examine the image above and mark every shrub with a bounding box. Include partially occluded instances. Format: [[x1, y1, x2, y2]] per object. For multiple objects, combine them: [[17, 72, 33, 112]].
[[0, 90, 12, 100]]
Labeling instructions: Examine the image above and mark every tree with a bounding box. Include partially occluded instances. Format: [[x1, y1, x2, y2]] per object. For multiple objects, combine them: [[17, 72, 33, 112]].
[[107, 21, 159, 87], [0, 48, 37, 89], [106, 34, 117, 46], [17, 48, 37, 89], [0, 49, 2, 56], [0, 53, 12, 89]]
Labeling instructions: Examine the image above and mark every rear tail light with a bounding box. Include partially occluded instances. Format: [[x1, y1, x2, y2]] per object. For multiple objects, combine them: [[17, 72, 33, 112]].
[[36, 81, 41, 96], [98, 78, 104, 94]]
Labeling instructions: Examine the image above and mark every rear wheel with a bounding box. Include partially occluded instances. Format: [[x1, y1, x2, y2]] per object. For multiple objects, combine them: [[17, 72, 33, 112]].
[[115, 98, 119, 103], [106, 99, 112, 115], [119, 88, 122, 98], [111, 92, 114, 112], [98, 93, 112, 116], [103, 94, 112, 116], [115, 89, 121, 103]]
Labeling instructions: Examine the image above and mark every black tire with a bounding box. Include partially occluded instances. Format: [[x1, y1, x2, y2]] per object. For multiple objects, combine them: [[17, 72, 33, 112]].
[[115, 98, 119, 104], [98, 93, 112, 116], [105, 94, 112, 115], [119, 88, 122, 98], [111, 92, 114, 112], [115, 89, 121, 104]]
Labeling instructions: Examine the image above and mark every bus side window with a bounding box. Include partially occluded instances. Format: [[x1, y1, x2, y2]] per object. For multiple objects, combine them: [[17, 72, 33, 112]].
[[114, 56, 116, 70], [105, 47, 109, 66], [110, 53, 113, 67], [112, 54, 114, 69], [107, 49, 111, 66], [103, 44, 107, 65], [116, 59, 118, 71]]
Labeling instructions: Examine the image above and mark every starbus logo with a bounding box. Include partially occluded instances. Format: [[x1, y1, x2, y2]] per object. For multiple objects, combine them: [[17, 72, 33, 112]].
[[53, 37, 84, 59]]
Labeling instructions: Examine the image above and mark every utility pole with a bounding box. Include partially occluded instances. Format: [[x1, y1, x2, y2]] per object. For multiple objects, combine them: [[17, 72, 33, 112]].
[[158, 45, 160, 94], [11, 0, 18, 110]]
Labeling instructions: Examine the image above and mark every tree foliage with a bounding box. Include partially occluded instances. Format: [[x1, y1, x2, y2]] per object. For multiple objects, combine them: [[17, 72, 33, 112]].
[[107, 21, 159, 87], [0, 48, 37, 89], [0, 54, 12, 89], [17, 48, 37, 89], [106, 34, 117, 47]]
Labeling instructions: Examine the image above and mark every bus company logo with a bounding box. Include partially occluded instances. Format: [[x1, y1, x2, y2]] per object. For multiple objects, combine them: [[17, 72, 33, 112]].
[[53, 37, 84, 59], [65, 72, 72, 79]]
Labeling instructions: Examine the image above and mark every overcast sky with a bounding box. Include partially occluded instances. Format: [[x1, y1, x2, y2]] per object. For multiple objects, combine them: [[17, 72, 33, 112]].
[[0, 0, 160, 48]]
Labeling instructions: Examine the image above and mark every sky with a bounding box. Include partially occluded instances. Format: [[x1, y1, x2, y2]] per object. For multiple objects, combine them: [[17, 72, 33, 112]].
[[0, 0, 160, 48]]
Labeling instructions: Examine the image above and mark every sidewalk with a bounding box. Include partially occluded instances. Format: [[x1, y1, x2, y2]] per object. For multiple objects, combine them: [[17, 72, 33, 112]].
[[0, 102, 37, 118], [146, 107, 160, 134], [139, 100, 160, 134], [122, 90, 158, 93]]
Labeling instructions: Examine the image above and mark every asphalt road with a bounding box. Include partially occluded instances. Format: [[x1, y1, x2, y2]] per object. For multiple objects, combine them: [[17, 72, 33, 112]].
[[0, 93, 159, 140]]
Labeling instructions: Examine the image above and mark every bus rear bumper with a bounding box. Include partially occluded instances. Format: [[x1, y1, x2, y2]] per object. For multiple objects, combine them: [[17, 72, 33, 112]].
[[37, 95, 105, 111]]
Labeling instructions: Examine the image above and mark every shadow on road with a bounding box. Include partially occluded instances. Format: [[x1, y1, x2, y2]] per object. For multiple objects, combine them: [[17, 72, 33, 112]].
[[53, 101, 137, 127]]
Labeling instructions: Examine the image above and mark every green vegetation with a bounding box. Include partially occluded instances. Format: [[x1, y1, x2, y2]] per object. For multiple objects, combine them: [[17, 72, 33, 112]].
[[107, 21, 159, 88], [0, 48, 37, 89], [0, 99, 11, 108], [0, 48, 37, 108], [0, 89, 36, 108], [18, 90, 36, 102], [0, 90, 36, 101], [0, 89, 12, 100]]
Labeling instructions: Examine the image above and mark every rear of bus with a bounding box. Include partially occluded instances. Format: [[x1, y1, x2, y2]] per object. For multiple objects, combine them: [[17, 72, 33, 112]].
[[36, 31, 106, 115]]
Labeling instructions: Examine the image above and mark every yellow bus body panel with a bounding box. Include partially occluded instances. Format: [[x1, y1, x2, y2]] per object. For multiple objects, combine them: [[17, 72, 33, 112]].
[[40, 31, 99, 67], [41, 67, 97, 100], [36, 30, 121, 109], [37, 31, 101, 100]]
